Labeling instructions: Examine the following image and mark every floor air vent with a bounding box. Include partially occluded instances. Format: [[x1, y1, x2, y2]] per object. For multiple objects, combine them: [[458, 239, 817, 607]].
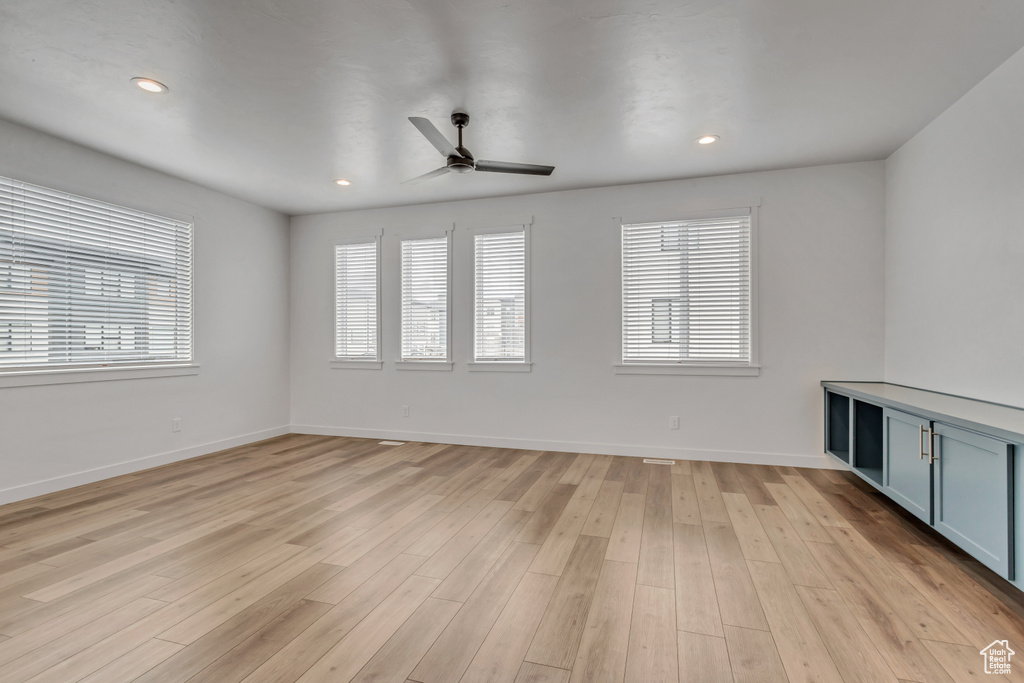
[[378, 440, 406, 446], [643, 458, 676, 466]]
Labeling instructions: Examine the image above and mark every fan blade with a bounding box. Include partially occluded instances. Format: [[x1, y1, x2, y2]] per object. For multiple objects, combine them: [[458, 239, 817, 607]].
[[408, 117, 459, 158], [475, 160, 555, 176], [402, 167, 451, 185]]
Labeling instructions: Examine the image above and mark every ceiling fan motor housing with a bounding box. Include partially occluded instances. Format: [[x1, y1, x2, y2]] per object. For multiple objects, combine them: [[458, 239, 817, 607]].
[[447, 156, 475, 173]]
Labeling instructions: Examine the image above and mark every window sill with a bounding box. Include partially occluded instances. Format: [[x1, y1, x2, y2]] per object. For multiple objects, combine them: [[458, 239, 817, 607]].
[[0, 364, 201, 388], [331, 360, 383, 370], [614, 364, 760, 377], [395, 361, 454, 371], [468, 362, 533, 373]]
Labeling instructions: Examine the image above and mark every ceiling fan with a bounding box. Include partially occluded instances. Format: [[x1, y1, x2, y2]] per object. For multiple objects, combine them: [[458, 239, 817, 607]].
[[404, 111, 555, 184]]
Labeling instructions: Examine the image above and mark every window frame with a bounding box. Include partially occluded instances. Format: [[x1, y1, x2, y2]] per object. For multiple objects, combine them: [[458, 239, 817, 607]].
[[331, 230, 383, 370], [615, 203, 760, 377], [396, 228, 453, 371], [466, 221, 532, 372], [0, 177, 199, 389]]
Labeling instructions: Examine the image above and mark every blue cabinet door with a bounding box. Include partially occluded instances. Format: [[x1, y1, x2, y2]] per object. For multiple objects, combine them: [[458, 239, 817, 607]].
[[933, 423, 1012, 579], [883, 407, 931, 524]]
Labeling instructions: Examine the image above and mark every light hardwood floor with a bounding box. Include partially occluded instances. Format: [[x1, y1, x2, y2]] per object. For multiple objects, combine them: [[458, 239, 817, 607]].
[[1, 434, 1023, 682]]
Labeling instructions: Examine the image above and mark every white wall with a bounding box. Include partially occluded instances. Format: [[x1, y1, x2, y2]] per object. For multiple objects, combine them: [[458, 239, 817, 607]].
[[885, 46, 1024, 408], [0, 119, 292, 503], [291, 162, 885, 467]]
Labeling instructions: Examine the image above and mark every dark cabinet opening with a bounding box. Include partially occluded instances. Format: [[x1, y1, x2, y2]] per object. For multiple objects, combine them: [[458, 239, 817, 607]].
[[826, 391, 850, 463], [853, 400, 883, 485]]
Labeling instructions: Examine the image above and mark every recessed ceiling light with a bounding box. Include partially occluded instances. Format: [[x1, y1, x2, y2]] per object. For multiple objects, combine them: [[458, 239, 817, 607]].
[[697, 135, 719, 145], [334, 179, 352, 186], [131, 77, 168, 94]]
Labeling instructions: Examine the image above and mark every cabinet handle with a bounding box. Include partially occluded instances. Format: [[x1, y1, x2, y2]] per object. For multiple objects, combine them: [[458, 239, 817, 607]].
[[928, 428, 938, 465], [919, 425, 926, 460]]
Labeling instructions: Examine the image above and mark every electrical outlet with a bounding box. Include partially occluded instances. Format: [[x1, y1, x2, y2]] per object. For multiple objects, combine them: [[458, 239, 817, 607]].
[[172, 418, 182, 433], [669, 416, 680, 430], [402, 405, 410, 418]]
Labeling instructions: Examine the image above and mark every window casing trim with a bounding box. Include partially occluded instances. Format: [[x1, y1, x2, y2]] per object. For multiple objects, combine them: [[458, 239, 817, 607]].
[[395, 360, 454, 371], [461, 215, 534, 235], [0, 176, 196, 377], [617, 198, 761, 226], [468, 361, 532, 373], [398, 229, 453, 363], [333, 232, 382, 364], [616, 202, 760, 375], [465, 219, 532, 367], [0, 363, 200, 388], [614, 363, 760, 376], [330, 360, 383, 370]]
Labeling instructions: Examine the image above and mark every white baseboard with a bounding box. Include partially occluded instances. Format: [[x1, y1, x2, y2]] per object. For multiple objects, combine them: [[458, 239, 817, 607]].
[[1, 424, 836, 507], [0, 426, 291, 506], [290, 424, 835, 470]]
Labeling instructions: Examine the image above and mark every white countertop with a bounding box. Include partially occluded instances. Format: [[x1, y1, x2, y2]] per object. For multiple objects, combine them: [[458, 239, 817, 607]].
[[822, 381, 1024, 443]]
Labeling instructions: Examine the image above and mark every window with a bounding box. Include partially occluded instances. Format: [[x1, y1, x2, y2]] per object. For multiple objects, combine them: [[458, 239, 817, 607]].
[[474, 229, 527, 363], [0, 176, 193, 373], [400, 235, 449, 362], [334, 240, 379, 362], [621, 213, 754, 371]]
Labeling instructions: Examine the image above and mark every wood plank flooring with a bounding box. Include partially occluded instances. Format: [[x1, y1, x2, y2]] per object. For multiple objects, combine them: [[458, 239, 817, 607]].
[[1, 434, 1024, 682]]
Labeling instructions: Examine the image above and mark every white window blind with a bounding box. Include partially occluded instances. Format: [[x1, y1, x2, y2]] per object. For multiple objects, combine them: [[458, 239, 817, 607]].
[[474, 230, 526, 362], [622, 215, 751, 365], [401, 236, 448, 361], [0, 176, 192, 372], [334, 241, 378, 361]]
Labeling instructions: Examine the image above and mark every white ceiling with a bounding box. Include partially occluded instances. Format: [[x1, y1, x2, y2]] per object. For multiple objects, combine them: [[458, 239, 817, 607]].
[[1, 1, 1023, 216]]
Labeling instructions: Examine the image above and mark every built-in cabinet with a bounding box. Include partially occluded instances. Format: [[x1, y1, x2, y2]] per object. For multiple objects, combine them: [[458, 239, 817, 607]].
[[823, 382, 1021, 583]]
